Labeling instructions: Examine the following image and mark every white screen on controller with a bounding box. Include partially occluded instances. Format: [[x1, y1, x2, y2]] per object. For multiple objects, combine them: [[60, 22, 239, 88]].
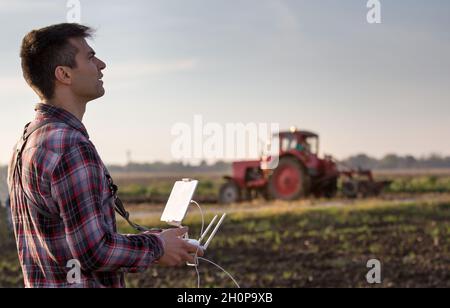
[[161, 180, 198, 226]]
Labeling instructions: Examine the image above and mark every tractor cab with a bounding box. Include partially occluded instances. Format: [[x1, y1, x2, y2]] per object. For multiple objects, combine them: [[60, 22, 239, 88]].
[[278, 129, 319, 156], [276, 129, 324, 178]]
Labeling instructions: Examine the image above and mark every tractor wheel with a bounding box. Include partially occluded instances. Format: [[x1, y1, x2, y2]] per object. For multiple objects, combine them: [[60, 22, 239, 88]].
[[268, 157, 310, 201], [219, 181, 240, 204]]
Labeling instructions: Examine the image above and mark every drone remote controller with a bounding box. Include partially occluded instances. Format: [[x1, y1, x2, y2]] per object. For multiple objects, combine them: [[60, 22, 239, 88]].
[[160, 179, 226, 267]]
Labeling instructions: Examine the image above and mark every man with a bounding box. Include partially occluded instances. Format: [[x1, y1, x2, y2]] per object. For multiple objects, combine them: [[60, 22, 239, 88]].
[[7, 23, 200, 288]]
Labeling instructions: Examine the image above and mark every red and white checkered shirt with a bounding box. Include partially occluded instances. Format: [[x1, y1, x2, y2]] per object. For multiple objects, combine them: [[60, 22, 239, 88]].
[[7, 103, 164, 288]]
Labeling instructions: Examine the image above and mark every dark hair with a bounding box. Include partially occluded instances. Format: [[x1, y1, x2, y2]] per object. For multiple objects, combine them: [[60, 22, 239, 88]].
[[20, 23, 93, 100]]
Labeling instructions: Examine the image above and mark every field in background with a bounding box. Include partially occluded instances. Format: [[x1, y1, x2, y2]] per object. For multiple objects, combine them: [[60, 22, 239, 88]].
[[1, 169, 450, 287], [110, 170, 450, 203], [1, 194, 450, 287], [121, 196, 450, 288], [3, 168, 450, 204], [111, 172, 224, 203]]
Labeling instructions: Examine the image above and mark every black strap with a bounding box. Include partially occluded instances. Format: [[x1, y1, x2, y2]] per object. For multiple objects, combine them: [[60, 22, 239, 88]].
[[105, 174, 161, 233], [13, 120, 62, 219]]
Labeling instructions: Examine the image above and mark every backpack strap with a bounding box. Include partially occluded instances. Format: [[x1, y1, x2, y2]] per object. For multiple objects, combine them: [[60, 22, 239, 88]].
[[12, 120, 63, 220]]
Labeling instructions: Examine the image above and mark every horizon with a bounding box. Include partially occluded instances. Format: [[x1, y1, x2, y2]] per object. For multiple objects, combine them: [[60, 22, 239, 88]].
[[1, 151, 450, 169]]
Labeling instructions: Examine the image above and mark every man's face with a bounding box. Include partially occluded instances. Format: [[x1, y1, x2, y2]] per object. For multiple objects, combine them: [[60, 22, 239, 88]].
[[68, 37, 106, 102]]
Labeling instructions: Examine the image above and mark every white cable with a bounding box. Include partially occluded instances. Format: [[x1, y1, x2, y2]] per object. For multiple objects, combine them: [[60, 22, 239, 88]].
[[189, 200, 240, 289], [190, 200, 204, 237], [198, 257, 240, 288], [190, 200, 204, 288], [195, 261, 201, 288]]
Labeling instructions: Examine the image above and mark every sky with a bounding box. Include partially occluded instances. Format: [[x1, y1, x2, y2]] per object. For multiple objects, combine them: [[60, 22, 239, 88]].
[[0, 0, 449, 165]]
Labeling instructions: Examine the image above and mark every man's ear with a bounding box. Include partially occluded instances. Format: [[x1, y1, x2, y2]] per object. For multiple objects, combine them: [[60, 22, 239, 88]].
[[54, 66, 72, 85]]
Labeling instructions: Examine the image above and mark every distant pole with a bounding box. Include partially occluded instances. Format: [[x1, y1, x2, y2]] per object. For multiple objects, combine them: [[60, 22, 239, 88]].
[[126, 150, 132, 165]]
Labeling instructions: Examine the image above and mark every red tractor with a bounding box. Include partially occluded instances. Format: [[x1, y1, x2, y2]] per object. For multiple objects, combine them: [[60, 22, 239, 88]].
[[219, 129, 340, 204], [218, 128, 391, 204]]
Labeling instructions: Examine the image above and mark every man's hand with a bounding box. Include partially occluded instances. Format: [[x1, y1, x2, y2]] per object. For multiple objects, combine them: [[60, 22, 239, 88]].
[[157, 227, 204, 266]]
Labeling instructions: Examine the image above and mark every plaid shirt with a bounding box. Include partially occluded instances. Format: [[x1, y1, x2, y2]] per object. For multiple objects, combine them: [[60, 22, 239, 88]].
[[7, 103, 164, 288]]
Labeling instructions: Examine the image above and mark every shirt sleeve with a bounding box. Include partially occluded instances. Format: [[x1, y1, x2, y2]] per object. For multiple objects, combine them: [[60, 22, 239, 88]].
[[50, 142, 164, 272]]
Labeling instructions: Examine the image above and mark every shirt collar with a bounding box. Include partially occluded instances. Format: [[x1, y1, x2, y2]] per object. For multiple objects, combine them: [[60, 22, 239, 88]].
[[34, 103, 89, 139]]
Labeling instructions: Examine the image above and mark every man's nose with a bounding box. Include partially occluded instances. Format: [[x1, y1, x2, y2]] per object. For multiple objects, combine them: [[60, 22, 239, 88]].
[[97, 58, 106, 70]]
